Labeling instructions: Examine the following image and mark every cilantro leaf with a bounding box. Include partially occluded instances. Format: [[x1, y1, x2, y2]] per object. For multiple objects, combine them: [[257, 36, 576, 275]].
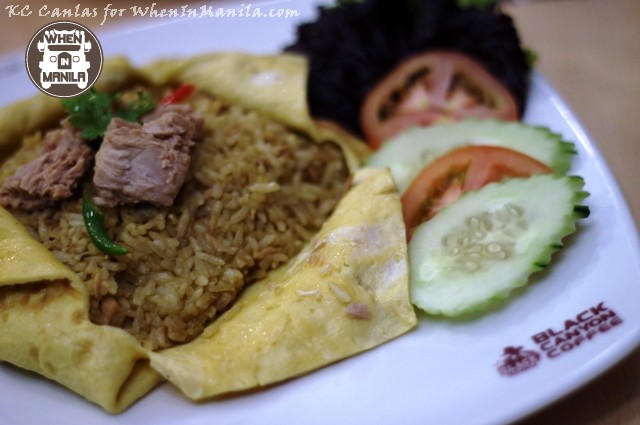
[[62, 89, 157, 141], [62, 89, 113, 140], [115, 91, 156, 122]]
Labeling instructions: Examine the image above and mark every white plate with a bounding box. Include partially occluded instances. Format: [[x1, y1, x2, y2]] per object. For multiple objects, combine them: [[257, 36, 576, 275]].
[[1, 1, 639, 424]]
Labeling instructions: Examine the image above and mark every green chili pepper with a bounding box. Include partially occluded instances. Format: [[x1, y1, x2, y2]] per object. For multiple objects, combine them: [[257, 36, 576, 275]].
[[82, 192, 129, 256]]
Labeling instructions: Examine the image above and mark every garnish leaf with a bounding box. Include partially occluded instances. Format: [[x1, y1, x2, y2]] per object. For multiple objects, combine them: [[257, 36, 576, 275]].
[[62, 89, 156, 141], [114, 91, 156, 122], [62, 89, 113, 140], [456, 0, 496, 9], [324, 0, 365, 10], [524, 47, 539, 68]]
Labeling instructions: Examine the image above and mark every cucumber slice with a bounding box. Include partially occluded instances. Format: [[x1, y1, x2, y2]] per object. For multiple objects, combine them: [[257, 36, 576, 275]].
[[409, 174, 589, 316], [365, 120, 576, 193]]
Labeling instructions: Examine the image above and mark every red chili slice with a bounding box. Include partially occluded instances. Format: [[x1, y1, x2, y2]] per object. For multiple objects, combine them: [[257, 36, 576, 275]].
[[160, 84, 195, 105]]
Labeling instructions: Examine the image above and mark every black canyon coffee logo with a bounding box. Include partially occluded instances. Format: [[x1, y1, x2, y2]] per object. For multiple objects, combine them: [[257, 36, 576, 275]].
[[496, 346, 541, 376], [25, 21, 103, 97], [532, 301, 623, 358], [496, 301, 623, 376]]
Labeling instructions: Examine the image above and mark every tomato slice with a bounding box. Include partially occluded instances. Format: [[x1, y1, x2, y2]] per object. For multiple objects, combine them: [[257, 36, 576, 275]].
[[361, 51, 519, 149], [401, 146, 552, 240]]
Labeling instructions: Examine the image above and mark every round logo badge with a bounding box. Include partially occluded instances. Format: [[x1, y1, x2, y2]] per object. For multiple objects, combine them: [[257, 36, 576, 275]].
[[25, 21, 103, 98]]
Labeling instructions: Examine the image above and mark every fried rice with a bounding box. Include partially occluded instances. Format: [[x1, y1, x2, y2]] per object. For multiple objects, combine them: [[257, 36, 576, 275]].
[[3, 93, 349, 350]]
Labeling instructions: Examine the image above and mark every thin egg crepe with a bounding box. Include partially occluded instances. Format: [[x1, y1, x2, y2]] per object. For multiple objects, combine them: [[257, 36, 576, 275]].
[[0, 53, 416, 413]]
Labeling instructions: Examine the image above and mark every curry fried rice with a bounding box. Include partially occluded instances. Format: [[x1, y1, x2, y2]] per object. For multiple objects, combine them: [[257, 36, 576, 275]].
[[5, 94, 349, 350]]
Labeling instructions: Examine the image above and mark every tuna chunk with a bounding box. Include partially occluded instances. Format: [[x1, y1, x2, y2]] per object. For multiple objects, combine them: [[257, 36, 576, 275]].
[[92, 104, 203, 208], [0, 126, 92, 210]]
